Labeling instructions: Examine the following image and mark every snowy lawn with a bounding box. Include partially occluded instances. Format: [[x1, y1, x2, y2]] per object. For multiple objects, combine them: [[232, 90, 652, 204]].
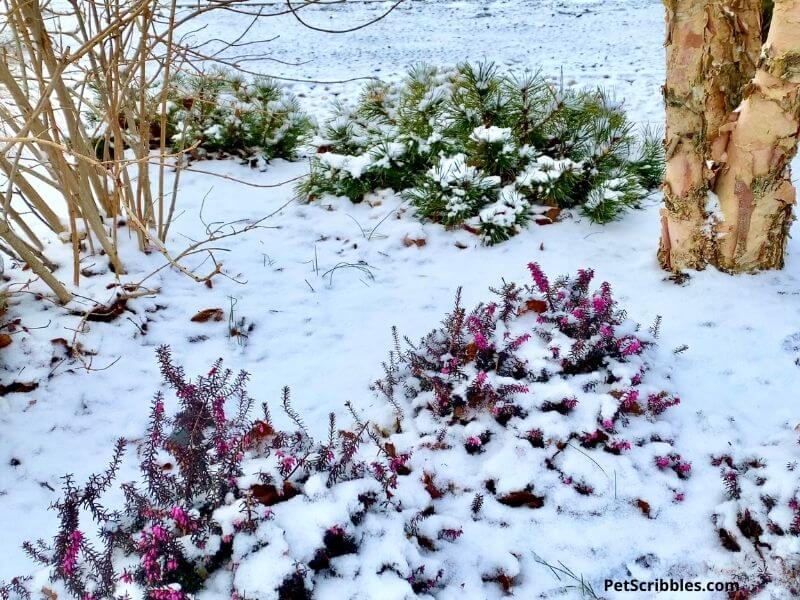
[[2, 0, 799, 597]]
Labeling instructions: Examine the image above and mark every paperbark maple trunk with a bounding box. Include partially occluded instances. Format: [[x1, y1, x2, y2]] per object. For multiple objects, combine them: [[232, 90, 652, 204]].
[[658, 0, 768, 271], [711, 0, 800, 270]]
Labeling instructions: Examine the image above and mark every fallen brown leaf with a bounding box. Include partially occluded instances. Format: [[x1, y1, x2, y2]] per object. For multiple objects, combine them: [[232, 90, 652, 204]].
[[403, 234, 426, 248], [191, 308, 224, 323], [497, 489, 545, 509], [0, 381, 38, 396], [250, 482, 299, 506], [518, 299, 548, 315]]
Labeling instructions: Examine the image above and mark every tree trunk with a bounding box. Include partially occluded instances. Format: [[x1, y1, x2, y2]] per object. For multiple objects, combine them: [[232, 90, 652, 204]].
[[711, 0, 800, 270], [658, 0, 779, 272]]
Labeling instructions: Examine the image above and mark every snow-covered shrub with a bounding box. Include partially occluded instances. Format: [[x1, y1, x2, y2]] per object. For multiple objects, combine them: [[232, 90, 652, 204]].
[[710, 428, 800, 597], [167, 70, 311, 167], [8, 345, 454, 600], [364, 263, 689, 592], [299, 63, 663, 243], [12, 347, 393, 600], [87, 70, 311, 169], [6, 266, 689, 599], [17, 347, 258, 599]]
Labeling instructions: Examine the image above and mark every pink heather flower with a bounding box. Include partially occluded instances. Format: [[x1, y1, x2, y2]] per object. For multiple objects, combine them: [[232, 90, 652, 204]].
[[466, 436, 482, 448], [655, 456, 671, 469], [466, 315, 489, 348], [599, 324, 614, 338], [175, 384, 197, 400], [571, 308, 585, 320], [561, 475, 573, 485], [592, 296, 610, 312], [61, 529, 83, 576], [504, 384, 529, 395], [610, 440, 631, 452], [486, 303, 497, 318], [601, 418, 614, 429], [275, 451, 297, 472], [151, 587, 186, 600], [583, 430, 602, 443], [475, 371, 488, 387], [473, 332, 489, 350], [371, 461, 386, 480], [170, 506, 190, 529], [621, 390, 640, 411], [508, 333, 530, 350], [389, 453, 410, 473], [166, 559, 178, 572], [576, 268, 594, 288], [120, 571, 133, 584], [208, 366, 218, 377], [527, 262, 550, 293], [676, 462, 692, 475], [439, 528, 463, 541], [434, 383, 451, 408], [674, 492, 685, 502], [212, 396, 226, 425], [619, 337, 643, 356], [441, 357, 459, 375], [562, 397, 578, 409], [647, 393, 680, 415]]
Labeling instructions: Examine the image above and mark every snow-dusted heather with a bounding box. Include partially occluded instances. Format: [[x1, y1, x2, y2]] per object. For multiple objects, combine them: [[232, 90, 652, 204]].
[[2, 1, 800, 599], [708, 426, 800, 596]]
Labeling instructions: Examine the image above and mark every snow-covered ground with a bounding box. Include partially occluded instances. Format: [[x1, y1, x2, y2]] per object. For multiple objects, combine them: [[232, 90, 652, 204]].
[[2, 0, 799, 597]]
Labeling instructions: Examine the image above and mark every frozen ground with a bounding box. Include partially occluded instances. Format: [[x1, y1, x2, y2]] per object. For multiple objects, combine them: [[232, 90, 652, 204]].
[[2, 0, 800, 597]]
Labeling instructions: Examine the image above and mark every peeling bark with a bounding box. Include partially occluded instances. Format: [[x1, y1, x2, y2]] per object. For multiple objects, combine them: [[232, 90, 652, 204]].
[[712, 0, 800, 271], [659, 0, 763, 271]]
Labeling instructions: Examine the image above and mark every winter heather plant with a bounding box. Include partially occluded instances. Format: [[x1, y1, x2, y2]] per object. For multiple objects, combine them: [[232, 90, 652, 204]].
[[17, 347, 258, 599], [361, 263, 689, 592], [374, 263, 686, 474], [5, 266, 691, 598], [6, 348, 403, 600], [710, 428, 800, 597], [299, 63, 663, 244]]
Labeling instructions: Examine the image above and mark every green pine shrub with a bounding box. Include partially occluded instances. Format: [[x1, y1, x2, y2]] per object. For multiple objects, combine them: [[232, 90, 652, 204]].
[[168, 70, 312, 167], [88, 69, 312, 169], [299, 63, 663, 244]]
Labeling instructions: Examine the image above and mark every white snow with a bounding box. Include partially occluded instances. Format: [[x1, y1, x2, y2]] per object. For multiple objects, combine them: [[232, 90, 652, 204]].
[[2, 0, 800, 598], [470, 125, 513, 144]]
